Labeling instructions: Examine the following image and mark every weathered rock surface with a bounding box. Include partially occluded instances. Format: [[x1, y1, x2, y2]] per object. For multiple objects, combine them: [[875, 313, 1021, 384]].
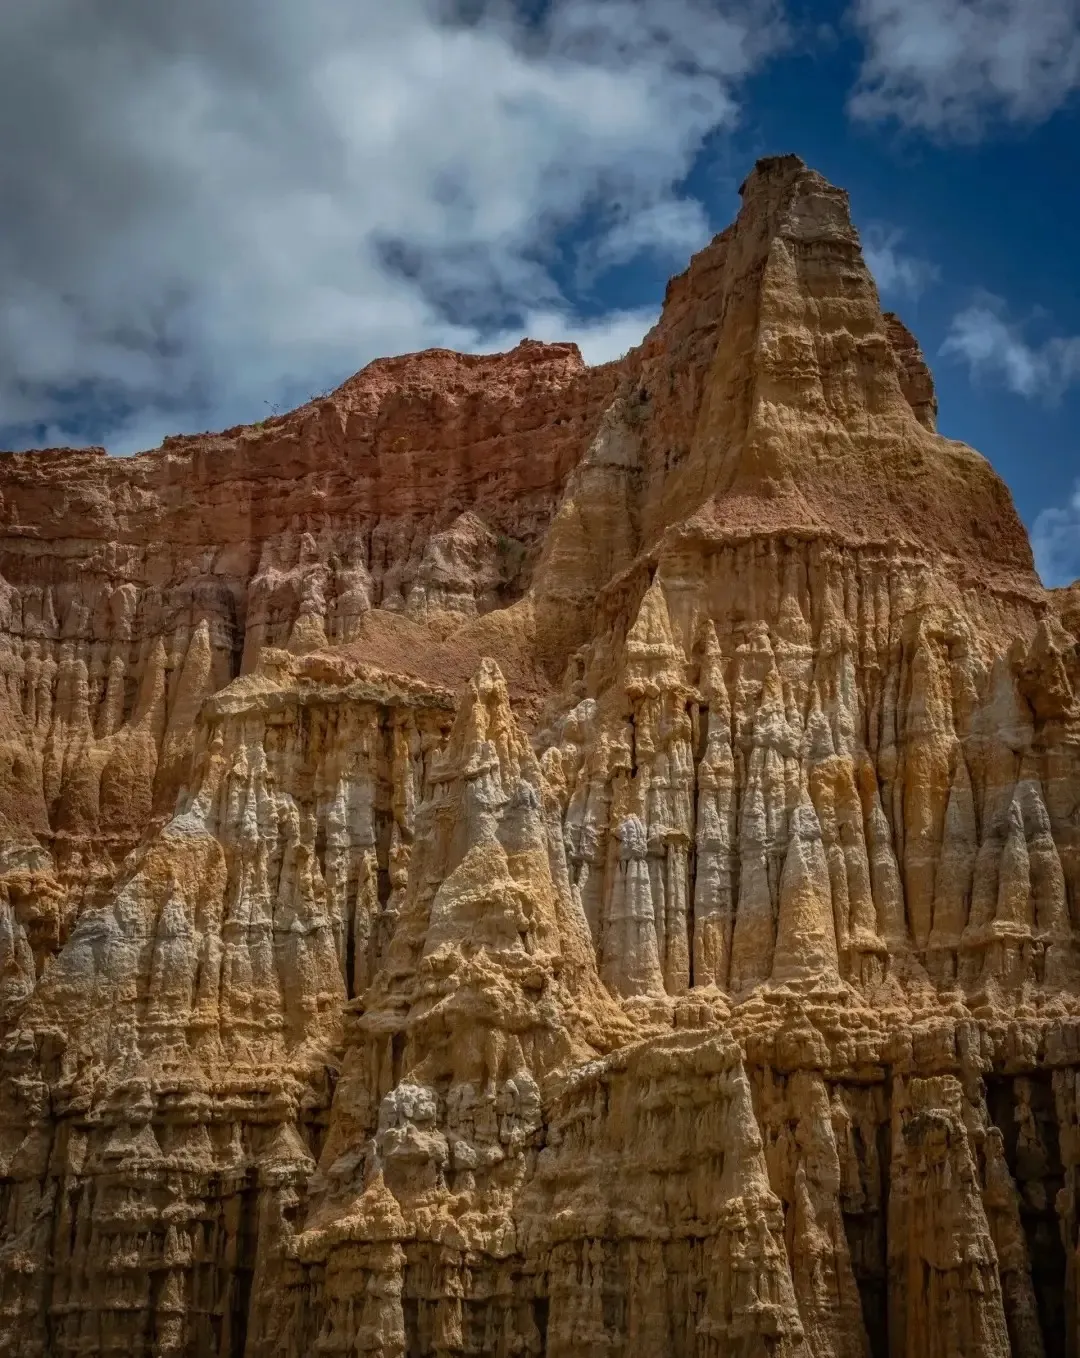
[[1, 155, 1077, 1357]]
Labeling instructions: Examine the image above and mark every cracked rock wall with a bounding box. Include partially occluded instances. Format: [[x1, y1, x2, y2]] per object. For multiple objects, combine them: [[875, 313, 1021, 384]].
[[2, 155, 1079, 1357]]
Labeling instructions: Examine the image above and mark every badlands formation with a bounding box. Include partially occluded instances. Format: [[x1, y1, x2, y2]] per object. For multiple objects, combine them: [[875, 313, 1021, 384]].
[[0, 154, 1078, 1358]]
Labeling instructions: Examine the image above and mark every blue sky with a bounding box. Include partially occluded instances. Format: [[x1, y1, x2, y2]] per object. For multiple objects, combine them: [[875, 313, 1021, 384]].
[[1, 0, 1078, 584]]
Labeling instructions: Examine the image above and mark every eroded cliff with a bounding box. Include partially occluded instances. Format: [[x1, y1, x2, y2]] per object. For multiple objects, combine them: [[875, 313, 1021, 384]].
[[1, 155, 1078, 1358]]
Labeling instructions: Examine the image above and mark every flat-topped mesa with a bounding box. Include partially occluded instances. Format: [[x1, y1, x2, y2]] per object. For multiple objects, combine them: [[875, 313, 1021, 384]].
[[0, 337, 613, 535]]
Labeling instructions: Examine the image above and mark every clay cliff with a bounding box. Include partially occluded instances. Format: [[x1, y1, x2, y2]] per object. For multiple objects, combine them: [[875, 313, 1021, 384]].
[[1, 154, 1078, 1358]]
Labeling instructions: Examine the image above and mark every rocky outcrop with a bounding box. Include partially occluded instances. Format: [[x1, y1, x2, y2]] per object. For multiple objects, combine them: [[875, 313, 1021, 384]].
[[883, 313, 938, 432], [1, 155, 1078, 1357]]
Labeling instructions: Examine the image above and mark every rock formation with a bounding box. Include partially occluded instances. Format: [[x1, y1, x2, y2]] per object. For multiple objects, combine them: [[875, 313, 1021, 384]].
[[0, 154, 1077, 1357]]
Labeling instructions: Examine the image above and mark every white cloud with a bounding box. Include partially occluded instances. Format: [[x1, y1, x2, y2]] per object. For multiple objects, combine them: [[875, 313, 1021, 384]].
[[941, 297, 1080, 399], [578, 199, 713, 280], [512, 307, 662, 366], [1033, 482, 1080, 587], [0, 0, 785, 454], [862, 225, 938, 299], [849, 0, 1080, 136]]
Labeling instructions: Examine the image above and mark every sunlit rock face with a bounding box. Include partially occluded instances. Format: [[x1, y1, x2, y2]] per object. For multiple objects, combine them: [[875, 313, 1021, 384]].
[[2, 155, 1078, 1358]]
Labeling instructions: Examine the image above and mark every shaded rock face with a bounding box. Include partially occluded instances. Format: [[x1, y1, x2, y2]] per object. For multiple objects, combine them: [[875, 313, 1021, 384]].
[[0, 154, 1077, 1358]]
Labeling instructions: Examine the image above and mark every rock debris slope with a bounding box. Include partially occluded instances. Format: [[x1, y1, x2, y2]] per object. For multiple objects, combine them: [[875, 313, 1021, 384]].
[[1, 154, 1078, 1357]]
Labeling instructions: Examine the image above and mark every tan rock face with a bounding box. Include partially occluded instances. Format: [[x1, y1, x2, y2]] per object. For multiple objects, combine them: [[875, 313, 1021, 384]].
[[1, 154, 1077, 1357]]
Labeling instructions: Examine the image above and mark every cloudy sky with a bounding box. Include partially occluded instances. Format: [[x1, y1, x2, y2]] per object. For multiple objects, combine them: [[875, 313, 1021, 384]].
[[2, 0, 1079, 585]]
